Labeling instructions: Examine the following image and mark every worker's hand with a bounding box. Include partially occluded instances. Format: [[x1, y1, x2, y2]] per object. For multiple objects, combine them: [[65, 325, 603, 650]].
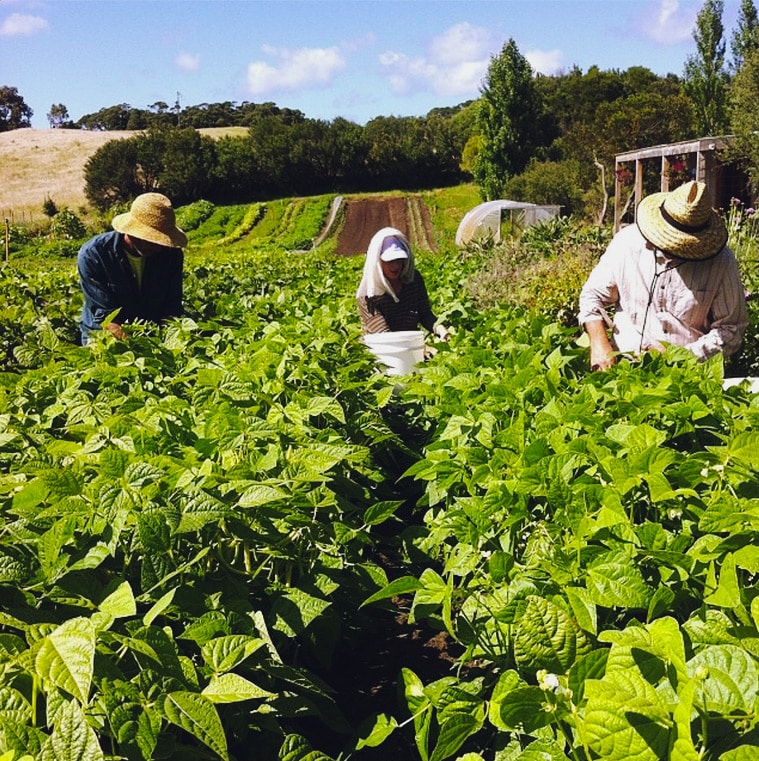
[[590, 343, 617, 371], [105, 322, 128, 340], [434, 324, 451, 341], [642, 341, 666, 354], [585, 320, 616, 371]]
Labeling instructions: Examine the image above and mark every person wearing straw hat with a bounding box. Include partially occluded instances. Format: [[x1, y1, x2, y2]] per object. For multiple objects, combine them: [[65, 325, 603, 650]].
[[357, 226, 451, 341], [77, 192, 187, 344], [578, 180, 748, 371]]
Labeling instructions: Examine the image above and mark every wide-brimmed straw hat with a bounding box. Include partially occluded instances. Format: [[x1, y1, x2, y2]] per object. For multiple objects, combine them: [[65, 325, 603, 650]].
[[636, 180, 727, 260], [112, 193, 187, 248]]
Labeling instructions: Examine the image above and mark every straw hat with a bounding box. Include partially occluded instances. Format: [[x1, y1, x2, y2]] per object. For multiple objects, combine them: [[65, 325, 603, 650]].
[[636, 180, 727, 260], [112, 193, 187, 248]]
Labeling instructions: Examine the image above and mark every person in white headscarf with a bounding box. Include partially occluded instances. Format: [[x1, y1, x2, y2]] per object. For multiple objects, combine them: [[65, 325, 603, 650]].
[[356, 226, 450, 340]]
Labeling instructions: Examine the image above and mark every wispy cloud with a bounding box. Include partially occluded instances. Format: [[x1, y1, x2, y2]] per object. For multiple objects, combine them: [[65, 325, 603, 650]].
[[176, 52, 200, 72], [0, 12, 48, 37], [643, 0, 695, 44], [247, 45, 346, 95], [379, 22, 492, 97]]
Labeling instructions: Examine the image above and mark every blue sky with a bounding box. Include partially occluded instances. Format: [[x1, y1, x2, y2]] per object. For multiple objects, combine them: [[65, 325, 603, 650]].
[[0, 0, 745, 129]]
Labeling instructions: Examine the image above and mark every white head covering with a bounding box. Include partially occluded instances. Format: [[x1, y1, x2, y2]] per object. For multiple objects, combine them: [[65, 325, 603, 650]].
[[356, 227, 415, 303]]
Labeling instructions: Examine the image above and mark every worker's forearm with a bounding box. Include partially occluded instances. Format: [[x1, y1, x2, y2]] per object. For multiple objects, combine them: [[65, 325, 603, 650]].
[[584, 319, 616, 370]]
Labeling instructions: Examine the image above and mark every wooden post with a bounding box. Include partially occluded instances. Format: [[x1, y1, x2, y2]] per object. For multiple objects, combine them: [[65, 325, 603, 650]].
[[4, 218, 9, 262]]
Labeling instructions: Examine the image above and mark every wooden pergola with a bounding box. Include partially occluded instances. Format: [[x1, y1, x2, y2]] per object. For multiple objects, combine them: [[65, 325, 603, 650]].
[[613, 136, 734, 232]]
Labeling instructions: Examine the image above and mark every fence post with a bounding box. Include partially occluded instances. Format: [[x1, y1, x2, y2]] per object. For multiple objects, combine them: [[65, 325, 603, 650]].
[[4, 217, 9, 262]]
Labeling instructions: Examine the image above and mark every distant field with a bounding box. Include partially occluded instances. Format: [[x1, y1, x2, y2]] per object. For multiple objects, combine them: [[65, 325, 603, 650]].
[[0, 127, 248, 222]]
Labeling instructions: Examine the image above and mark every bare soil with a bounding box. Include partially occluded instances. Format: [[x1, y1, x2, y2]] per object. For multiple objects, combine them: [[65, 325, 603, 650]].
[[333, 196, 437, 256]]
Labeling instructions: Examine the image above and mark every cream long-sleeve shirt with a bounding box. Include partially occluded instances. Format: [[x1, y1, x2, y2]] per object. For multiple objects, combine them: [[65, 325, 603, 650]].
[[578, 224, 748, 360]]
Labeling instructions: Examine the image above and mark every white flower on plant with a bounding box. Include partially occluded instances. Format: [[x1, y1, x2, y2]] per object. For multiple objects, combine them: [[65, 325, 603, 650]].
[[537, 669, 560, 691]]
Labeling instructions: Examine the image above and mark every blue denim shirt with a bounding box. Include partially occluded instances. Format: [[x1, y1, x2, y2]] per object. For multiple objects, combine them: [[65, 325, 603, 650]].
[[77, 231, 183, 344]]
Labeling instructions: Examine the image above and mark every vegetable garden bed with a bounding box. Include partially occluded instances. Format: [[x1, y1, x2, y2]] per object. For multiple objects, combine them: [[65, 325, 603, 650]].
[[0, 213, 757, 761]]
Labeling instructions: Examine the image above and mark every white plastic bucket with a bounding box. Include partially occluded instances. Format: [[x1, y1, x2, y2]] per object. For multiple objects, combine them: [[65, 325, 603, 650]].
[[722, 377, 759, 393], [363, 330, 425, 376]]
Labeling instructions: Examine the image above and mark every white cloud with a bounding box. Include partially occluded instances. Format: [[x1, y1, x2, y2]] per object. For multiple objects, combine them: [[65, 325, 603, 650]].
[[379, 22, 493, 97], [176, 52, 200, 72], [0, 12, 48, 37], [526, 48, 565, 75], [644, 0, 695, 44], [246, 45, 346, 94]]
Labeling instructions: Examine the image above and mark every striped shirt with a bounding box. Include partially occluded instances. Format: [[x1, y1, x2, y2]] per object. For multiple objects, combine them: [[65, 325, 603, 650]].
[[578, 224, 748, 360], [358, 271, 437, 334]]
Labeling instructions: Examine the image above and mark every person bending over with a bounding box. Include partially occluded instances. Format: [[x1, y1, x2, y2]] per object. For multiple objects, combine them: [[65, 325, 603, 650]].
[[77, 192, 187, 345], [578, 181, 747, 370]]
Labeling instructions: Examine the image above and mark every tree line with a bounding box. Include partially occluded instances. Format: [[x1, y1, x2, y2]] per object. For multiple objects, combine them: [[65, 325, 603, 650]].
[[4, 0, 759, 220]]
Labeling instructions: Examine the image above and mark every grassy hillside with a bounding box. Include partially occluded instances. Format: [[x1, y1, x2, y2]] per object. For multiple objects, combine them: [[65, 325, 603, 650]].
[[0, 127, 248, 222]]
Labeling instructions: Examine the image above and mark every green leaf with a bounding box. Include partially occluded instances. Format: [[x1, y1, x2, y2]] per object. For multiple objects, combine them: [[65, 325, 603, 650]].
[[160, 691, 229, 761], [725, 431, 759, 467], [11, 478, 48, 511], [99, 581, 136, 619], [142, 588, 177, 627], [583, 671, 671, 761], [671, 680, 699, 761], [647, 585, 676, 622], [177, 490, 229, 532], [430, 711, 483, 761], [123, 626, 186, 682], [687, 645, 758, 715], [355, 713, 398, 749], [201, 672, 276, 703], [402, 668, 431, 761], [586, 551, 651, 609], [304, 396, 345, 423], [271, 588, 331, 637], [513, 595, 592, 673], [719, 746, 759, 761], [201, 635, 266, 673], [39, 699, 104, 761], [705, 553, 742, 609], [568, 649, 608, 703], [362, 576, 424, 607], [279, 733, 335, 760], [0, 555, 27, 583], [497, 686, 553, 733], [363, 500, 402, 526], [238, 483, 289, 507], [36, 618, 96, 704], [564, 586, 598, 635], [487, 669, 522, 732]]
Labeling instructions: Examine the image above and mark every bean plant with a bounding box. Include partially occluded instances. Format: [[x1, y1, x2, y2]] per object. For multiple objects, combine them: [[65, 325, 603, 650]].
[[0, 202, 757, 761]]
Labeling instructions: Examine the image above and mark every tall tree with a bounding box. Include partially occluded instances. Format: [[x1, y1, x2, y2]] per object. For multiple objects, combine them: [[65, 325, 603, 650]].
[[0, 86, 33, 131], [47, 103, 71, 129], [683, 0, 730, 135], [728, 46, 759, 191], [731, 0, 759, 72], [473, 38, 542, 200]]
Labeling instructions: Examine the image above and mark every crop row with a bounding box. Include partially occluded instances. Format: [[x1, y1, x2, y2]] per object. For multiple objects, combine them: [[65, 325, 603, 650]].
[[0, 223, 757, 761]]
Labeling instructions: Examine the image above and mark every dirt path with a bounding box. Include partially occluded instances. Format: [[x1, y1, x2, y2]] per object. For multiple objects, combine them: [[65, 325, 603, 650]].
[[333, 196, 436, 256]]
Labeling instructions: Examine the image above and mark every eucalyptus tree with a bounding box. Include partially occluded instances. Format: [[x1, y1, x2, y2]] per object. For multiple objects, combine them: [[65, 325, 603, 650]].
[[0, 85, 33, 131], [683, 0, 730, 135]]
